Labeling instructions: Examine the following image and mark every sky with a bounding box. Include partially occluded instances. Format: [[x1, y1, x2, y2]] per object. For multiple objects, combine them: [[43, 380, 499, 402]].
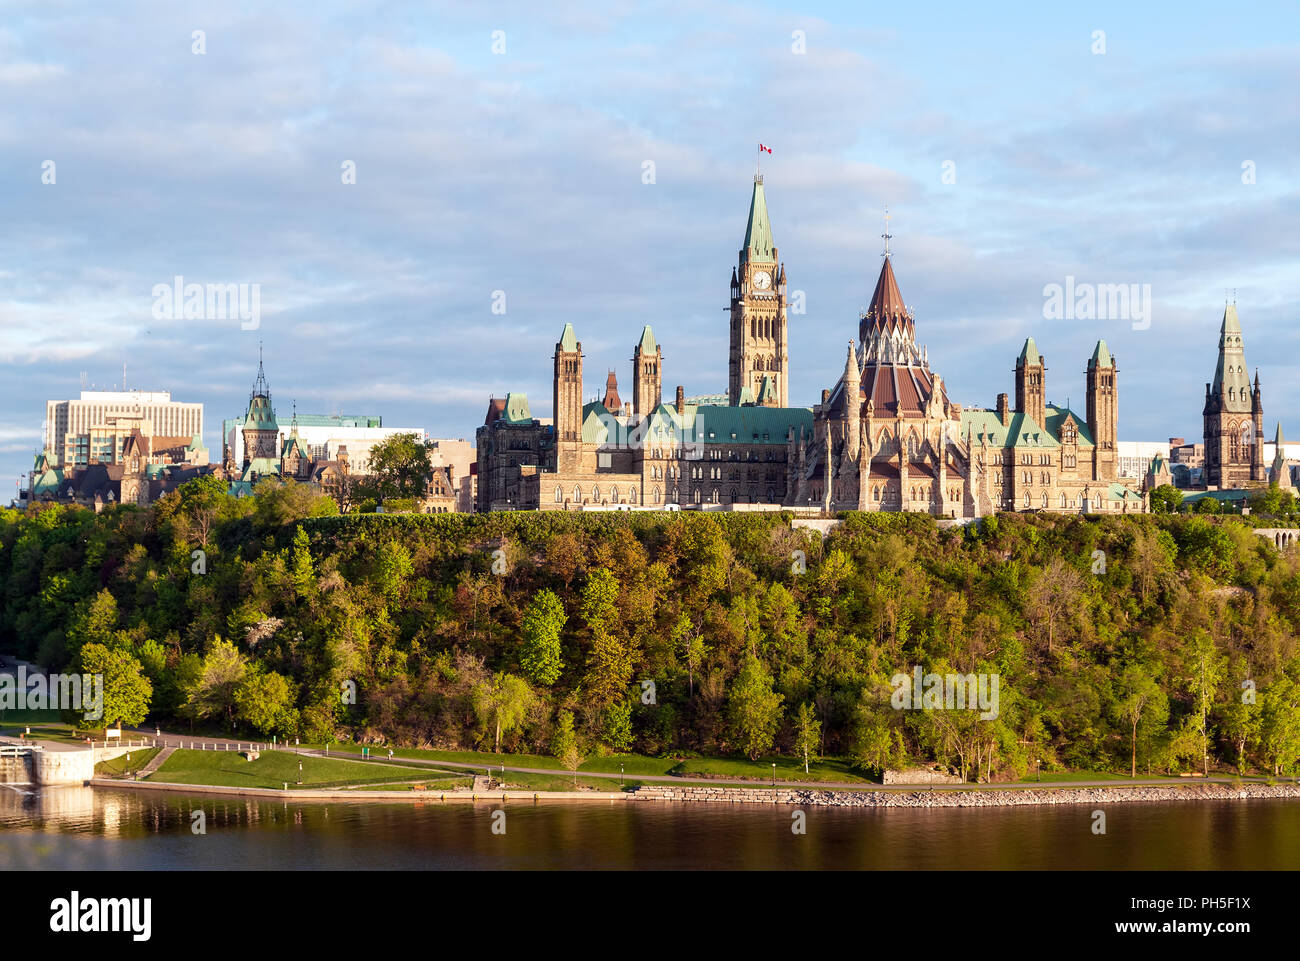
[[3, 0, 1299, 495]]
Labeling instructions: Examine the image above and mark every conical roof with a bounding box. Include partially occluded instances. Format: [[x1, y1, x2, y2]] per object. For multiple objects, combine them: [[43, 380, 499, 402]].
[[743, 176, 775, 260], [860, 256, 912, 337]]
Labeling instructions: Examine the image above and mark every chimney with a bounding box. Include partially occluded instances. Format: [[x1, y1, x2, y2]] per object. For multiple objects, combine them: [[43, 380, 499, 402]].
[[997, 392, 1010, 427], [675, 385, 685, 415]]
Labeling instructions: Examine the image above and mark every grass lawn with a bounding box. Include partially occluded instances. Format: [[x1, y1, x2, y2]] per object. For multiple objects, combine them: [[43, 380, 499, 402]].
[[351, 777, 475, 792], [321, 743, 564, 771], [95, 747, 160, 778], [151, 749, 445, 790]]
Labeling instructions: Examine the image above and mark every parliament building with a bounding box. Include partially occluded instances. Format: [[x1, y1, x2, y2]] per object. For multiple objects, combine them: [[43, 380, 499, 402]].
[[476, 175, 1145, 516]]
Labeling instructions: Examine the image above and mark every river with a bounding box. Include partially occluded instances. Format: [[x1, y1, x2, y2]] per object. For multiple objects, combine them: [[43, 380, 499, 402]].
[[2, 785, 1298, 870]]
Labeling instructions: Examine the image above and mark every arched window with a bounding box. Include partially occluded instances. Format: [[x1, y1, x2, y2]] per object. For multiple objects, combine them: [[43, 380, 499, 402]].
[[1024, 491, 1031, 507], [592, 485, 600, 501], [555, 485, 563, 503], [610, 485, 619, 502], [1042, 493, 1048, 508], [573, 485, 582, 502], [873, 486, 880, 502], [1060, 492, 1067, 508], [630, 486, 637, 501]]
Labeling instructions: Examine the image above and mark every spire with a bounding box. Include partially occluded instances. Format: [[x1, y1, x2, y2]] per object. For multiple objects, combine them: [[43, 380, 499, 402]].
[[1211, 303, 1251, 411], [602, 370, 622, 410], [743, 175, 775, 260], [844, 340, 859, 382], [1088, 340, 1113, 369], [861, 256, 912, 337], [1275, 421, 1285, 446], [251, 341, 270, 400], [558, 323, 578, 352], [637, 325, 657, 354], [1018, 338, 1041, 366]]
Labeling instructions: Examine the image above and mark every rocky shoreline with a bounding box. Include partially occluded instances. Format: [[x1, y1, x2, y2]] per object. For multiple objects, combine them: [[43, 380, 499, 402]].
[[630, 782, 1300, 808]]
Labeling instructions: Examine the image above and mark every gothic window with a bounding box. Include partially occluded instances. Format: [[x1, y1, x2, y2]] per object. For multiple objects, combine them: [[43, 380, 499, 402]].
[[1024, 491, 1031, 507], [573, 485, 581, 502], [654, 486, 661, 503], [592, 486, 600, 501], [1023, 470, 1031, 484], [555, 485, 563, 503], [610, 485, 619, 502], [630, 486, 637, 501], [751, 320, 756, 338], [873, 486, 880, 502], [1042, 493, 1048, 508], [1060, 493, 1067, 508]]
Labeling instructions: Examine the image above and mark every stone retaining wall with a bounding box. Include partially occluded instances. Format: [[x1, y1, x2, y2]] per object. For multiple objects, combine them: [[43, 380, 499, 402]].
[[630, 782, 1300, 808]]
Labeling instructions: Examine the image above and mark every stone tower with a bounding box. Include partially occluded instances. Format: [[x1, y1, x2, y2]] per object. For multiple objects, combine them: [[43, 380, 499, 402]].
[[632, 325, 662, 418], [728, 175, 788, 407], [1203, 303, 1264, 487], [241, 353, 278, 470], [553, 322, 583, 472], [1015, 338, 1047, 427], [1086, 340, 1118, 480]]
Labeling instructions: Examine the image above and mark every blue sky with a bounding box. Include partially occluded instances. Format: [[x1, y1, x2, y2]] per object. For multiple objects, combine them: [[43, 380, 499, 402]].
[[3, 0, 1299, 493]]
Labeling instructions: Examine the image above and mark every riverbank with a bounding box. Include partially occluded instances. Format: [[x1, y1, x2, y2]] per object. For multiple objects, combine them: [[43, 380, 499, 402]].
[[632, 782, 1300, 807], [86, 777, 1300, 808]]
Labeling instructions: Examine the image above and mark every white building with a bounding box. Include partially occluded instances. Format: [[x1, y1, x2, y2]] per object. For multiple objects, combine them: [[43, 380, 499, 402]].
[[1117, 441, 1172, 480], [222, 414, 426, 475], [46, 390, 204, 468]]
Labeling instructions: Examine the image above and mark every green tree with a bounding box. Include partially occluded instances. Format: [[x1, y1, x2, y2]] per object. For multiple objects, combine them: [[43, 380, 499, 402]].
[[1194, 496, 1221, 514], [1184, 631, 1227, 777], [1111, 664, 1168, 778], [77, 642, 153, 729], [1149, 485, 1184, 514], [183, 638, 249, 730], [727, 656, 784, 760], [520, 589, 566, 685], [551, 708, 584, 786], [234, 669, 298, 736], [365, 432, 434, 501], [793, 702, 822, 774], [471, 672, 534, 752], [1260, 676, 1300, 776]]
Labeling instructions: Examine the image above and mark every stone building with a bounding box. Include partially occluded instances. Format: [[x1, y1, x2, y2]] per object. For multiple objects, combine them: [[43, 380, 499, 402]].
[[1202, 303, 1265, 488], [787, 254, 1141, 516]]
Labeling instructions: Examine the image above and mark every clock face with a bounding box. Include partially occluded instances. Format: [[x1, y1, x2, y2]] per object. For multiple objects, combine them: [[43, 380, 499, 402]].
[[753, 270, 772, 290]]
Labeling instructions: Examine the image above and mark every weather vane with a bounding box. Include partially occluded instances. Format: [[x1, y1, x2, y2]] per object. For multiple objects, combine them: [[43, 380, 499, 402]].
[[882, 206, 892, 258]]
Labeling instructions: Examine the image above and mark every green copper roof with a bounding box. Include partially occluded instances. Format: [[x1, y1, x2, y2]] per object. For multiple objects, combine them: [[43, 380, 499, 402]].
[[1212, 304, 1251, 411], [743, 177, 775, 260], [504, 392, 533, 424], [558, 323, 578, 352], [1043, 405, 1096, 447], [642, 403, 811, 447], [756, 375, 777, 405], [1017, 338, 1041, 366], [1088, 340, 1113, 369], [1275, 421, 1285, 446], [244, 393, 276, 430], [637, 325, 657, 354], [961, 409, 1058, 449]]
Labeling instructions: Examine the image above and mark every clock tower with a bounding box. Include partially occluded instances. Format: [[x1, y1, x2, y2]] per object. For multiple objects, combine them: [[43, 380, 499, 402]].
[[729, 175, 788, 407]]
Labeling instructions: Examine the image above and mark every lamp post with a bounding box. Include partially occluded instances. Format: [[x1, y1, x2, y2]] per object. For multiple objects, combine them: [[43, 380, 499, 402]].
[[620, 763, 624, 789], [772, 762, 777, 795]]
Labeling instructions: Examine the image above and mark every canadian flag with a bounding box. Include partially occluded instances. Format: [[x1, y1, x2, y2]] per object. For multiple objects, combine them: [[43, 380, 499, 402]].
[[758, 143, 772, 154]]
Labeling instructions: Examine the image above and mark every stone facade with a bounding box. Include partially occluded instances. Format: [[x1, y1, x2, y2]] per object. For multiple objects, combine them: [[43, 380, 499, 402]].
[[1203, 304, 1265, 488], [787, 256, 1139, 517]]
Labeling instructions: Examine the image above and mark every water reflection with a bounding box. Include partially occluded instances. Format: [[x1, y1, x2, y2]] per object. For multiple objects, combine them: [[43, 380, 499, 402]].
[[1, 786, 1297, 870]]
